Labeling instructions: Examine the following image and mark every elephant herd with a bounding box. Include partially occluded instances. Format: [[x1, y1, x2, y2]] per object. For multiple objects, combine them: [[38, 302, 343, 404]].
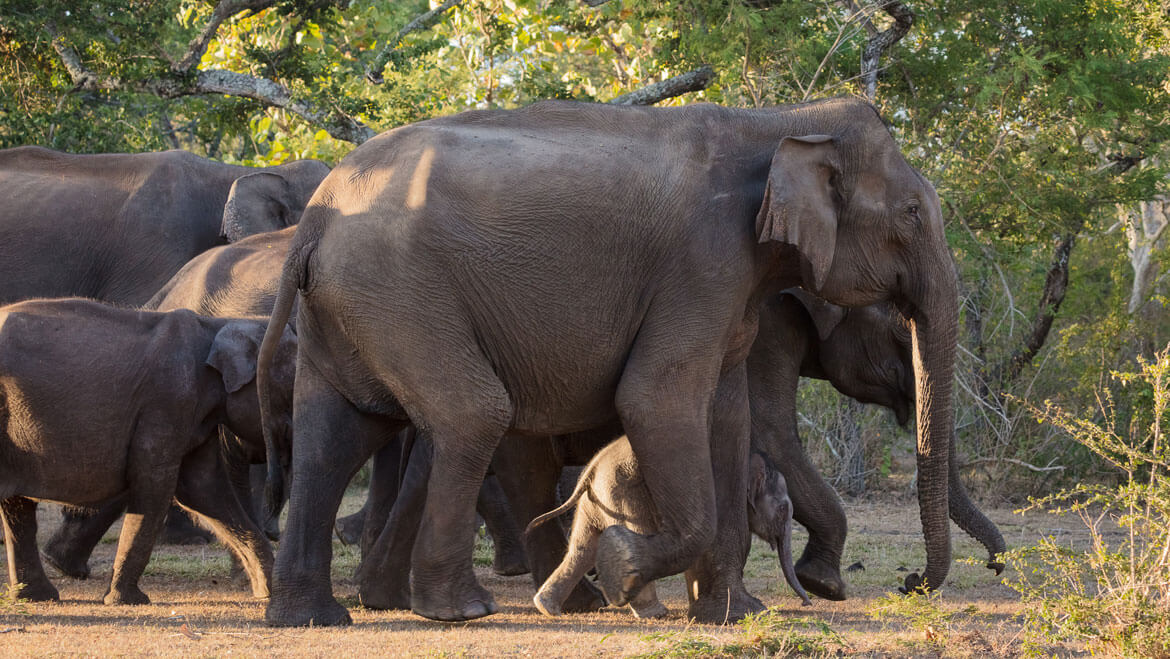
[[0, 96, 1005, 628]]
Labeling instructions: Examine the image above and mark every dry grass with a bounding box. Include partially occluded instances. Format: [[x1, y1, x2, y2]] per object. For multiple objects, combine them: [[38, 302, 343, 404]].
[[0, 495, 1090, 657]]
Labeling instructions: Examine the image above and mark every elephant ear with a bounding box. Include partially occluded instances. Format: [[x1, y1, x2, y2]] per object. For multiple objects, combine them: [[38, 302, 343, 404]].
[[221, 172, 293, 242], [747, 452, 768, 510], [755, 135, 842, 291], [785, 287, 847, 342], [206, 322, 267, 394]]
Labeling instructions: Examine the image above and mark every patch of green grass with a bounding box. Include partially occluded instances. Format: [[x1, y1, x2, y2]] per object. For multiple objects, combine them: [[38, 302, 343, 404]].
[[143, 549, 234, 579], [637, 610, 846, 657], [867, 590, 982, 653], [0, 583, 31, 616], [472, 525, 494, 568]]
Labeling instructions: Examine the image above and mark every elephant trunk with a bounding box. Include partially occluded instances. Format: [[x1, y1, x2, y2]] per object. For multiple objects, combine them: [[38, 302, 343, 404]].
[[904, 272, 959, 594], [948, 434, 1006, 573], [777, 526, 812, 606]]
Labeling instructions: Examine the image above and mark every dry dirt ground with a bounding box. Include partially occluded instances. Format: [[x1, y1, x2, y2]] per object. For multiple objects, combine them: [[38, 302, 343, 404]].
[[0, 495, 1088, 657]]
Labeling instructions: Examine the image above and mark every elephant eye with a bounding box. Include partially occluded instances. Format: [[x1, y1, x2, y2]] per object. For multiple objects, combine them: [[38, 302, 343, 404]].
[[907, 203, 920, 220]]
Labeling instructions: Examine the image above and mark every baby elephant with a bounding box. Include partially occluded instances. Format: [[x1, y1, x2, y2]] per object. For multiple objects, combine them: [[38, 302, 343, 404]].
[[0, 298, 296, 606], [528, 439, 811, 618]]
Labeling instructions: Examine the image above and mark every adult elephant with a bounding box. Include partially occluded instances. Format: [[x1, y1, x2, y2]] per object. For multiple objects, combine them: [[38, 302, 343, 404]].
[[257, 98, 960, 627], [362, 291, 1004, 612], [0, 146, 329, 306], [749, 290, 1005, 600]]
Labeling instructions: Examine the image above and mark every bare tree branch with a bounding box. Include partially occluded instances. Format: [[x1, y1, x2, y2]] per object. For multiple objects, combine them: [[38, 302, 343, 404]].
[[46, 24, 376, 144], [992, 234, 1075, 384], [847, 0, 914, 101], [174, 0, 277, 73], [960, 456, 1066, 473], [366, 0, 463, 84], [608, 66, 716, 105]]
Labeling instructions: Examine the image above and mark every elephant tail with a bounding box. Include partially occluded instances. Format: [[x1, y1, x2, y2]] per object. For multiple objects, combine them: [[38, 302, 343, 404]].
[[525, 461, 598, 535], [258, 214, 320, 520]]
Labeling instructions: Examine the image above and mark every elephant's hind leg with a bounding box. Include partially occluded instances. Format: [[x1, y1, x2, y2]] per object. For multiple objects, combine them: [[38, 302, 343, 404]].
[[534, 510, 601, 616], [266, 360, 399, 627], [175, 439, 273, 598], [1, 497, 59, 601], [406, 358, 513, 622]]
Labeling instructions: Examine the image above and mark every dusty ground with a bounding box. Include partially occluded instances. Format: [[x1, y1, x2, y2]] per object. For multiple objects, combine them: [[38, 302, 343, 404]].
[[0, 495, 1086, 657]]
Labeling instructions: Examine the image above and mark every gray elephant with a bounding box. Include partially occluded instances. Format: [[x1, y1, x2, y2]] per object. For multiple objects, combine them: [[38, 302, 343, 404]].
[[487, 290, 1004, 611], [750, 290, 1006, 600], [41, 226, 527, 582], [528, 441, 811, 618], [0, 299, 297, 606], [258, 98, 960, 627], [0, 146, 328, 307]]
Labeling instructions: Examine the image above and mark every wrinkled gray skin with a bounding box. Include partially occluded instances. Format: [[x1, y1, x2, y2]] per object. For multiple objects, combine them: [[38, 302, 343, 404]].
[[528, 441, 810, 618], [0, 299, 297, 606], [43, 228, 528, 582], [258, 98, 960, 627], [483, 291, 1005, 613], [39, 228, 299, 579], [0, 146, 329, 307], [751, 291, 1006, 600]]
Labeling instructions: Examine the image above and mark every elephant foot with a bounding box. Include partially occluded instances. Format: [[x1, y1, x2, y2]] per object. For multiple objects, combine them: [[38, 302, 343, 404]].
[[358, 578, 411, 611], [560, 578, 606, 613], [262, 515, 281, 542], [687, 588, 765, 625], [491, 547, 529, 577], [411, 577, 498, 622], [41, 545, 90, 580], [795, 556, 848, 601], [265, 592, 352, 627], [898, 571, 932, 595], [532, 588, 563, 616], [595, 525, 645, 607], [104, 585, 150, 605], [15, 578, 60, 602], [334, 511, 364, 546], [631, 600, 668, 619], [986, 558, 1006, 575]]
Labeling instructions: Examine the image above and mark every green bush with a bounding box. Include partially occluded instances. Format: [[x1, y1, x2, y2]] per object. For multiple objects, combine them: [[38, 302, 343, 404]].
[[1005, 346, 1170, 658]]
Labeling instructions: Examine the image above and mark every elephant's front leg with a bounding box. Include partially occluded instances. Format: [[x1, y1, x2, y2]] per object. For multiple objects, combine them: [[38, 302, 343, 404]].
[[266, 361, 396, 627], [595, 362, 720, 612], [42, 498, 128, 581], [684, 364, 764, 624], [1, 497, 59, 601], [105, 464, 181, 605]]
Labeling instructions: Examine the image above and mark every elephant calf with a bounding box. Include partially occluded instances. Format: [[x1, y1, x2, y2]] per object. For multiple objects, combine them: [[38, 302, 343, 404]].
[[528, 439, 811, 618], [0, 298, 296, 606]]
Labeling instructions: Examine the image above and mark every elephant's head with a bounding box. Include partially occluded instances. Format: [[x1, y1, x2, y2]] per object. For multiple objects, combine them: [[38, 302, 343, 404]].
[[787, 289, 914, 426], [206, 319, 298, 458], [757, 102, 959, 592], [747, 452, 811, 606], [220, 159, 331, 242]]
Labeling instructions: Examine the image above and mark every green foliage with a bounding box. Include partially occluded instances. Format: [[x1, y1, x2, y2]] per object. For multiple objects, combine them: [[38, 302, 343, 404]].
[[0, 583, 30, 616], [639, 611, 846, 657], [1005, 346, 1170, 657], [867, 590, 981, 649]]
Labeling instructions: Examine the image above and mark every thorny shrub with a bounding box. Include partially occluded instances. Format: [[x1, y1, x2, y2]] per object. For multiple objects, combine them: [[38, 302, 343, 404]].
[[1006, 345, 1170, 658]]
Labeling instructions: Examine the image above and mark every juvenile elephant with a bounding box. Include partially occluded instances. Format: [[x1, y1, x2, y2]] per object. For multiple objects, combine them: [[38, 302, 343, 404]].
[[259, 98, 961, 626], [528, 440, 810, 618], [40, 227, 299, 580], [0, 147, 328, 307], [0, 299, 297, 606]]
